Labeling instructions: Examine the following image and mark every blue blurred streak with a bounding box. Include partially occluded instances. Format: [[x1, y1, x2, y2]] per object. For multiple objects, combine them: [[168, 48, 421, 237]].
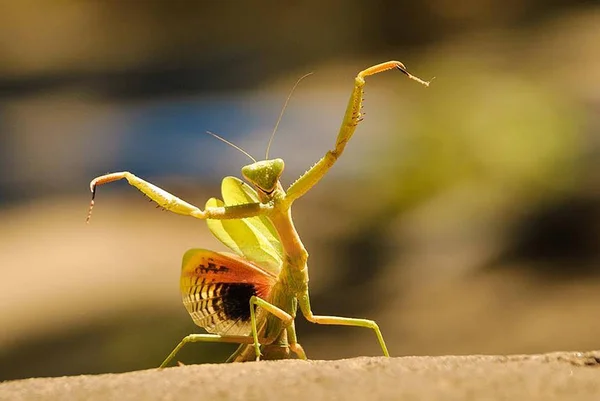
[[119, 98, 263, 177]]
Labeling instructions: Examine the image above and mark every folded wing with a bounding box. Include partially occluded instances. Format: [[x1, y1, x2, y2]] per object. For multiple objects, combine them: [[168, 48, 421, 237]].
[[206, 176, 284, 275]]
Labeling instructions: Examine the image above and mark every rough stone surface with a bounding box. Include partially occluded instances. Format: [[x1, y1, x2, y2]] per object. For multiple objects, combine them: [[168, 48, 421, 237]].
[[2, 352, 600, 401]]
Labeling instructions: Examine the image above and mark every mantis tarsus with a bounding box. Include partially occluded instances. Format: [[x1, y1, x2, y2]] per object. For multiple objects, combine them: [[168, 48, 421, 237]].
[[87, 61, 430, 365]]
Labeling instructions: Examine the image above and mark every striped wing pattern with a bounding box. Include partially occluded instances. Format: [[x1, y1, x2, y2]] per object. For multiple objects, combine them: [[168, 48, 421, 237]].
[[180, 249, 276, 336]]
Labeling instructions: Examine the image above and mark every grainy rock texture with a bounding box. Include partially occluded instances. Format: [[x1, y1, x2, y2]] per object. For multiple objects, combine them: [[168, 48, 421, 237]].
[[1, 352, 599, 401]]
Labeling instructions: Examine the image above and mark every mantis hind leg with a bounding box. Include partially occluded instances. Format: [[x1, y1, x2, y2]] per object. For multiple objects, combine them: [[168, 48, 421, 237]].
[[159, 334, 254, 368], [161, 297, 294, 366], [227, 323, 306, 362], [298, 293, 389, 357]]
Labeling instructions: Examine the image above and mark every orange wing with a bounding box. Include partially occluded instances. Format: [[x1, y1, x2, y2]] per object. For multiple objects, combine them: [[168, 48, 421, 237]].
[[180, 249, 277, 337]]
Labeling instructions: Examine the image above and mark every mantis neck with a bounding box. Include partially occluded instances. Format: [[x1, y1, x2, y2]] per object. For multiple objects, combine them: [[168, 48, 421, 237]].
[[267, 201, 310, 298], [269, 206, 308, 269]]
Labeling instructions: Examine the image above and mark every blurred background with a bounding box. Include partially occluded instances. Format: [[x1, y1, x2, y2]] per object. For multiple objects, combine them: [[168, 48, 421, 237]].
[[0, 1, 599, 381]]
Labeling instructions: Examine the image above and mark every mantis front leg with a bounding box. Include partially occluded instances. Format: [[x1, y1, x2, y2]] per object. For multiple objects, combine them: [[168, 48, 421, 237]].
[[286, 61, 430, 203], [86, 172, 272, 222]]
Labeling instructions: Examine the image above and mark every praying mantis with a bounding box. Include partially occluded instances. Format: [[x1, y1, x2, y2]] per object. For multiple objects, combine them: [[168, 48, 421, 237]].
[[86, 61, 430, 365]]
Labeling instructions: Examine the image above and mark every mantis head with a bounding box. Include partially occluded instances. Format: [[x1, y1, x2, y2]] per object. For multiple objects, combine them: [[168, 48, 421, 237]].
[[242, 158, 285, 194]]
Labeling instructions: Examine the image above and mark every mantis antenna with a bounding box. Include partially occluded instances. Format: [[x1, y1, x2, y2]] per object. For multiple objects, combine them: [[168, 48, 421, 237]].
[[265, 72, 314, 160], [205, 130, 257, 163]]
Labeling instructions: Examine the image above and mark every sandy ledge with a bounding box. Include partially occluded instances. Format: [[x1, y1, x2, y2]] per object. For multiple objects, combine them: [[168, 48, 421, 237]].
[[1, 351, 599, 401]]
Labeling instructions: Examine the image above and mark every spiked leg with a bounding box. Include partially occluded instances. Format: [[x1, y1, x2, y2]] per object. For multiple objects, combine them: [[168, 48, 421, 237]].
[[86, 172, 272, 222], [286, 61, 429, 203]]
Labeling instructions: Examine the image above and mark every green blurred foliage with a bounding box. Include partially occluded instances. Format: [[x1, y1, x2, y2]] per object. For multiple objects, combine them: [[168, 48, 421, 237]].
[[386, 59, 581, 212]]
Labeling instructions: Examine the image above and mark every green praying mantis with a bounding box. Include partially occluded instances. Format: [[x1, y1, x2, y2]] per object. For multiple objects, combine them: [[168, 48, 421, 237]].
[[87, 60, 430, 365]]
